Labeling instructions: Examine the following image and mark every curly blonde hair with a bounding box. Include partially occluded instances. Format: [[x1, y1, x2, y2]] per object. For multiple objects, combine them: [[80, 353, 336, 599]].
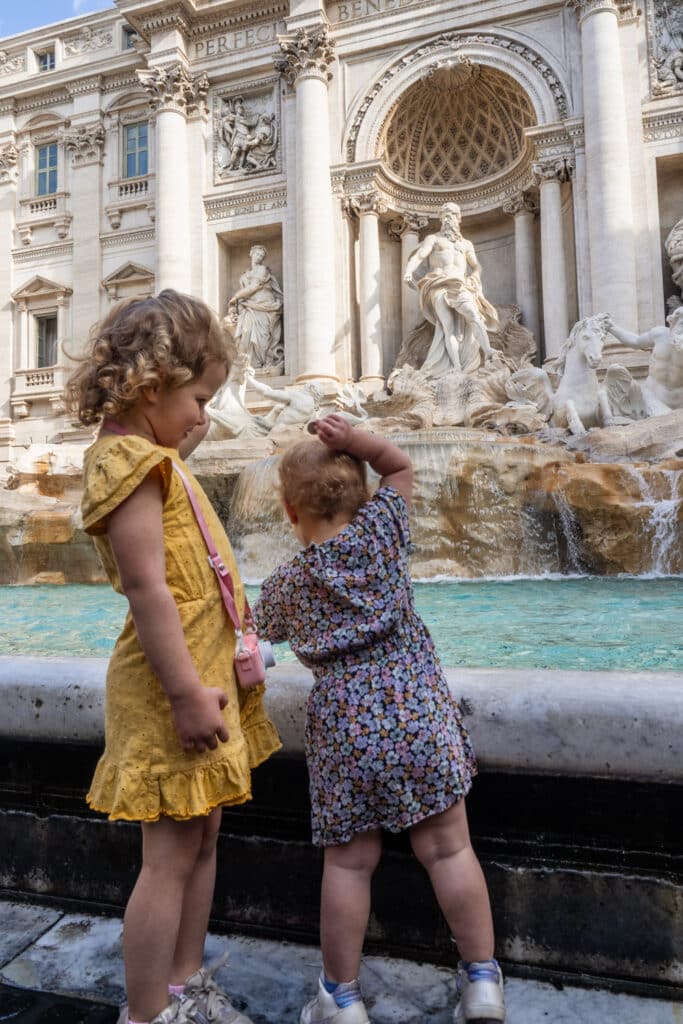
[[279, 438, 369, 522], [66, 289, 233, 426]]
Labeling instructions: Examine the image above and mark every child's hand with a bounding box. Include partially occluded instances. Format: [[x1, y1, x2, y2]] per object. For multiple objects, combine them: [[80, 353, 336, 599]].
[[308, 413, 353, 451], [170, 686, 229, 753]]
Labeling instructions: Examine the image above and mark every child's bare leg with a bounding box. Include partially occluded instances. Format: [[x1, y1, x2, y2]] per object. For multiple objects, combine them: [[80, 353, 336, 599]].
[[124, 816, 206, 1021], [410, 799, 494, 962], [171, 808, 222, 985], [320, 829, 382, 982]]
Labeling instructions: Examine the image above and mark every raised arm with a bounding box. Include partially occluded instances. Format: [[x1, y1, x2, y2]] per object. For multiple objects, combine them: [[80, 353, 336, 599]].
[[310, 413, 413, 504], [606, 317, 656, 350]]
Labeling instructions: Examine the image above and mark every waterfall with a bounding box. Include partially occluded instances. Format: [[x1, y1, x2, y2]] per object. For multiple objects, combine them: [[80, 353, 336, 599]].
[[626, 466, 682, 577]]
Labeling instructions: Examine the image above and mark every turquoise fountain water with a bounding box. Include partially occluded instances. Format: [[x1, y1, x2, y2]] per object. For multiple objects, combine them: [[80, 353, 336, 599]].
[[2, 577, 681, 672]]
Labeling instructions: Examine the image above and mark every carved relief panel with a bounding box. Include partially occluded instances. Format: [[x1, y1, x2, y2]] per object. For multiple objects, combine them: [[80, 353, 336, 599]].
[[648, 0, 683, 97], [213, 79, 280, 184]]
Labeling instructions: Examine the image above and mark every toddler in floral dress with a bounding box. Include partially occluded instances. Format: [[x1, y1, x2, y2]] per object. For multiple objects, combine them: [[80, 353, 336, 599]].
[[253, 415, 505, 1024]]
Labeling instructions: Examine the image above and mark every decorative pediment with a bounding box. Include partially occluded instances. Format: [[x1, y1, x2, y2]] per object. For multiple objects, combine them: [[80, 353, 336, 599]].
[[12, 276, 72, 303], [102, 262, 155, 299]]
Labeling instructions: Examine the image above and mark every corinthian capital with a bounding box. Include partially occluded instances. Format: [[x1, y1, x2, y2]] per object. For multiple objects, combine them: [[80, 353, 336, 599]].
[[0, 142, 18, 184], [566, 0, 623, 22], [387, 212, 429, 240], [502, 191, 539, 217], [61, 123, 105, 166], [532, 156, 575, 184], [343, 190, 387, 219], [138, 63, 209, 115], [275, 27, 335, 87]]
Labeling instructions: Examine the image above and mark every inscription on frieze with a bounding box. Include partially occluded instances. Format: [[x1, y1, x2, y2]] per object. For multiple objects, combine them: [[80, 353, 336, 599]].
[[329, 0, 423, 22], [194, 21, 285, 59]]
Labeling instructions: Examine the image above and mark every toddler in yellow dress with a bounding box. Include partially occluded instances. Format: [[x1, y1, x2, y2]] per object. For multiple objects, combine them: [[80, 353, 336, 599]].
[[67, 289, 281, 1024]]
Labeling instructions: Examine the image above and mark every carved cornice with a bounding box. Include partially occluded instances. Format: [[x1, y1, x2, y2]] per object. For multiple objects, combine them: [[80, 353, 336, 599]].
[[343, 189, 387, 219], [502, 191, 539, 216], [137, 63, 209, 115], [61, 123, 105, 166], [68, 76, 104, 97], [0, 143, 18, 184], [128, 4, 192, 41], [16, 90, 71, 114], [101, 228, 155, 248], [0, 50, 25, 75], [532, 155, 575, 183], [345, 31, 570, 164], [642, 107, 683, 142], [204, 184, 288, 221], [191, 2, 288, 38], [337, 154, 540, 217], [275, 27, 335, 86], [12, 241, 74, 263], [102, 72, 143, 95]]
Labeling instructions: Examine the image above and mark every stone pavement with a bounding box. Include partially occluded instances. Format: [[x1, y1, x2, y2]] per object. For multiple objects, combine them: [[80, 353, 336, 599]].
[[0, 899, 680, 1024]]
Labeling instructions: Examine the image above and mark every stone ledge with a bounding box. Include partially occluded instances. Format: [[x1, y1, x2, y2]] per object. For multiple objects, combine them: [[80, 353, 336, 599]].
[[0, 657, 681, 783]]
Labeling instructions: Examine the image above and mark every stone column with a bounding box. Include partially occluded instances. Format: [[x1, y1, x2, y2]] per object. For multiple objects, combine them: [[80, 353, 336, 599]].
[[569, 0, 638, 326], [533, 158, 572, 359], [502, 192, 540, 346], [346, 191, 386, 385], [0, 141, 17, 432], [390, 213, 428, 338], [62, 122, 105, 350], [139, 64, 208, 293], [276, 27, 337, 381]]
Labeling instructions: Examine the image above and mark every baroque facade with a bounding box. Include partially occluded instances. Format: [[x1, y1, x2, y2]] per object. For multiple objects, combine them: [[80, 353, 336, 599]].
[[0, 0, 682, 455]]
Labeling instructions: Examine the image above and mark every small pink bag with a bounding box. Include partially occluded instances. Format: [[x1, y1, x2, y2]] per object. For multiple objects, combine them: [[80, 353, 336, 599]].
[[174, 462, 274, 688]]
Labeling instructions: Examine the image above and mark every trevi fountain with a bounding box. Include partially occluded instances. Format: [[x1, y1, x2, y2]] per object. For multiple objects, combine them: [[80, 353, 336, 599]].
[[0, 0, 682, 999]]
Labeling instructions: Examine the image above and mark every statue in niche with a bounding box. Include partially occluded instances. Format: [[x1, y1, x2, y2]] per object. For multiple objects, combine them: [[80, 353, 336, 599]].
[[602, 307, 683, 420], [403, 202, 499, 376], [665, 216, 683, 311], [226, 245, 284, 374], [218, 97, 277, 174]]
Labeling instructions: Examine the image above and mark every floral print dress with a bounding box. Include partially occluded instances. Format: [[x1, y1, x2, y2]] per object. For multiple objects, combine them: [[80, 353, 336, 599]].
[[253, 486, 477, 847]]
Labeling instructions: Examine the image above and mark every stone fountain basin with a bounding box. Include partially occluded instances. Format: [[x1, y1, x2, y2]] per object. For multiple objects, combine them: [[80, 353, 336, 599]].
[[1, 657, 680, 784]]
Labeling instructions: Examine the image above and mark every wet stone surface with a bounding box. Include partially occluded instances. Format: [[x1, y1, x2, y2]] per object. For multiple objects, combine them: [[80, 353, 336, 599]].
[[0, 985, 117, 1023]]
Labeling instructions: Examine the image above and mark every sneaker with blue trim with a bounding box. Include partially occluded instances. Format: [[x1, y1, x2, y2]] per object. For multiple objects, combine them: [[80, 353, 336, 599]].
[[300, 975, 370, 1024], [453, 959, 505, 1023]]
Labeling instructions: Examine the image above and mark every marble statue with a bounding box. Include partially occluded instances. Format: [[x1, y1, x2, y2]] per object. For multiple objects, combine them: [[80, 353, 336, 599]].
[[206, 353, 268, 441], [218, 97, 278, 174], [403, 202, 499, 376], [246, 368, 323, 440], [603, 307, 683, 419], [244, 113, 278, 172], [506, 314, 613, 435], [665, 215, 683, 309], [226, 246, 284, 373]]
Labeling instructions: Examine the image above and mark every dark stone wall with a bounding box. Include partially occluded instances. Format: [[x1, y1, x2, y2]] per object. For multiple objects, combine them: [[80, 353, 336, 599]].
[[0, 740, 681, 997]]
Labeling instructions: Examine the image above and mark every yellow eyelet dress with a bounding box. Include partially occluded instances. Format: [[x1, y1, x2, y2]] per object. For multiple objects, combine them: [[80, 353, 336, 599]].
[[81, 433, 281, 822]]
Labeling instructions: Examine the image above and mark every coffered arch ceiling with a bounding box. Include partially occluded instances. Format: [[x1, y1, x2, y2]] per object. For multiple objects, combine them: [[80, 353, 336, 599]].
[[378, 61, 536, 188]]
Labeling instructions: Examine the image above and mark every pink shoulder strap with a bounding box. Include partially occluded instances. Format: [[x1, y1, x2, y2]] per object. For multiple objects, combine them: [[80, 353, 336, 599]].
[[100, 421, 248, 637], [173, 461, 249, 638]]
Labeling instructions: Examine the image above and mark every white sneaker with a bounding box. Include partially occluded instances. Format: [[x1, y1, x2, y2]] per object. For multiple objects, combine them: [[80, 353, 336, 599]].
[[300, 976, 370, 1024], [453, 960, 505, 1023], [183, 954, 254, 1024]]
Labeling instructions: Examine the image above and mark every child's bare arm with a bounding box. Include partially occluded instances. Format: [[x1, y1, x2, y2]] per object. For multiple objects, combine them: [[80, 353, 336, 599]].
[[310, 414, 413, 504], [107, 473, 229, 753]]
